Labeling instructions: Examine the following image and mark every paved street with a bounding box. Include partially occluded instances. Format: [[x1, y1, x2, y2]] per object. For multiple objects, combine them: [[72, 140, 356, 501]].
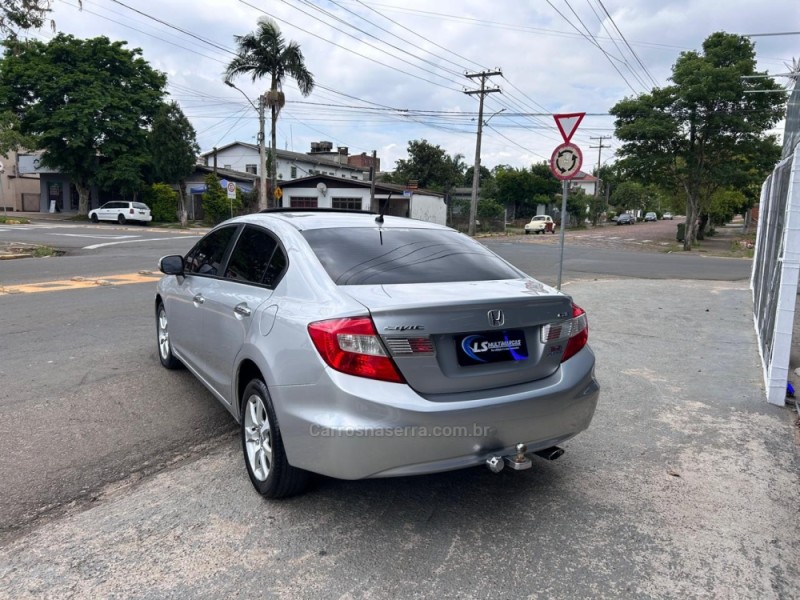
[[0, 219, 796, 598]]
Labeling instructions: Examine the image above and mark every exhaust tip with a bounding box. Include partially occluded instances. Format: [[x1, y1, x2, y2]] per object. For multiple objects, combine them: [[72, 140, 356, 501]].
[[533, 446, 565, 461]]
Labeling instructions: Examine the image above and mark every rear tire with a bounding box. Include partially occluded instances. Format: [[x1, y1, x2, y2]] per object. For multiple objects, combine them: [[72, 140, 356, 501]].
[[241, 379, 310, 498], [118, 214, 126, 225]]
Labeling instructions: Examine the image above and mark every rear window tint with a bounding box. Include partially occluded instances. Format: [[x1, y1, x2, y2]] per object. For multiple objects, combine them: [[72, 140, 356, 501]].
[[133, 202, 149, 209], [302, 228, 520, 285]]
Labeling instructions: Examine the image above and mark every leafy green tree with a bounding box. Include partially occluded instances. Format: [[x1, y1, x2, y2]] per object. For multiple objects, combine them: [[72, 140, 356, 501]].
[[202, 174, 242, 225], [225, 18, 314, 209], [0, 34, 166, 214], [143, 183, 179, 223], [494, 162, 559, 218], [610, 32, 784, 250], [393, 139, 465, 192], [0, 0, 80, 40], [611, 181, 646, 212], [149, 101, 200, 227]]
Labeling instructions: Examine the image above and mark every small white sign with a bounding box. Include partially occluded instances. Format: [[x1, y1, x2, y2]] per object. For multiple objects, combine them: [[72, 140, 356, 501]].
[[226, 181, 236, 199]]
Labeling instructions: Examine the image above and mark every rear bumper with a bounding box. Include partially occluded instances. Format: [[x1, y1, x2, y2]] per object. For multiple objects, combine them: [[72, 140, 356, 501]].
[[271, 347, 599, 479]]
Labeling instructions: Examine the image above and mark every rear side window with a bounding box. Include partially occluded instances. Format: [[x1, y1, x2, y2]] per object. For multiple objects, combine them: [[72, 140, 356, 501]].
[[133, 202, 148, 209], [302, 228, 520, 285], [185, 226, 236, 276], [224, 226, 279, 285]]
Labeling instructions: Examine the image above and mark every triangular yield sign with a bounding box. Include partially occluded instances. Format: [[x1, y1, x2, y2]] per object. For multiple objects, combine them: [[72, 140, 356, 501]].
[[553, 112, 585, 143]]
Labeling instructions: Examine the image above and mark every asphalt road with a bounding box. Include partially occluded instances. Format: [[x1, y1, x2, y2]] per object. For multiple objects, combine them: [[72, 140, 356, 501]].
[[0, 221, 753, 536], [1, 220, 793, 598]]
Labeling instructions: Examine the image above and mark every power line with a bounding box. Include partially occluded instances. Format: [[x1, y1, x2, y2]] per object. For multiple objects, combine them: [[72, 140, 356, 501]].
[[237, 0, 462, 92], [351, 0, 486, 72], [596, 0, 659, 88]]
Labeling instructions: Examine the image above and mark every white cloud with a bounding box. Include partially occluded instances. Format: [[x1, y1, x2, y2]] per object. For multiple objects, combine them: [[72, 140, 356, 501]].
[[32, 0, 800, 172]]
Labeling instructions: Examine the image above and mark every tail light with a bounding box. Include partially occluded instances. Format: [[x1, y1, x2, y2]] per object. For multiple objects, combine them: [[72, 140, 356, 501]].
[[540, 303, 588, 363], [308, 317, 405, 383], [129, 208, 134, 214]]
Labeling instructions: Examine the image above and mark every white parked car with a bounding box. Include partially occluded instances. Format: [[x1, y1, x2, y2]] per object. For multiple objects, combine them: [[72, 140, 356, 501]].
[[89, 201, 152, 224], [524, 215, 555, 234]]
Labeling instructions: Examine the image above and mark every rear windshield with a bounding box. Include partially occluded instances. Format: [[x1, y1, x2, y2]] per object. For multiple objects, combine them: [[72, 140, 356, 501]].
[[302, 227, 520, 285], [133, 202, 149, 209]]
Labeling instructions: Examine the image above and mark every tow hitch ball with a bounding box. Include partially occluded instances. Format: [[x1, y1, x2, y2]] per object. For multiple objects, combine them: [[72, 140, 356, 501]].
[[485, 444, 565, 473]]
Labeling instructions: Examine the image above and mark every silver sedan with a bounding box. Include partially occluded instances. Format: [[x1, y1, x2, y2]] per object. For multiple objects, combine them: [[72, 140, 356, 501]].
[[155, 210, 599, 497]]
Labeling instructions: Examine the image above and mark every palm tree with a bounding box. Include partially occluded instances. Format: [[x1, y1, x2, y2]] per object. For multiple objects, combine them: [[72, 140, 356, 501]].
[[225, 18, 314, 208]]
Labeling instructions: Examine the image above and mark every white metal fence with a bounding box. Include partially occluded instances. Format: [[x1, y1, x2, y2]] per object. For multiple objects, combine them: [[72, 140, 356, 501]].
[[751, 144, 800, 405]]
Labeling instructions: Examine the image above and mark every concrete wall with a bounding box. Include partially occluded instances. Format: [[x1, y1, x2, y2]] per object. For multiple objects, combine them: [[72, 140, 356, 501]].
[[1, 151, 42, 212], [409, 193, 446, 225]]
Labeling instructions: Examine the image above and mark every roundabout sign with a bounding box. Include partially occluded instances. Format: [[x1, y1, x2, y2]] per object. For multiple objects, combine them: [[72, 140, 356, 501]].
[[550, 142, 583, 180]]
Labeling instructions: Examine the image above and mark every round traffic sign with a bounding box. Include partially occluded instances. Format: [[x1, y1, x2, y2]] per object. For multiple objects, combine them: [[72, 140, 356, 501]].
[[549, 142, 583, 180], [226, 181, 236, 193]]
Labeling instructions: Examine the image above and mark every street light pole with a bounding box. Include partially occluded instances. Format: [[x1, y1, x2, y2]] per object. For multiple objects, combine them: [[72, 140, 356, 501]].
[[225, 81, 268, 211]]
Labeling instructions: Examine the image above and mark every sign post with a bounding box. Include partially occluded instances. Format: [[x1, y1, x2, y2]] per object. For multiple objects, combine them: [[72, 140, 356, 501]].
[[225, 180, 236, 218], [550, 113, 585, 290]]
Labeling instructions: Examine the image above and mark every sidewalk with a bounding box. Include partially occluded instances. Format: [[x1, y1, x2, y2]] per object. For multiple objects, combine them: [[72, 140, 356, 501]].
[[0, 278, 796, 598]]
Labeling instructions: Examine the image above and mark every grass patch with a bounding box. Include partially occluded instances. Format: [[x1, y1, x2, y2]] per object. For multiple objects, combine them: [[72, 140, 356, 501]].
[[0, 216, 30, 224], [32, 245, 56, 257], [67, 215, 90, 221]]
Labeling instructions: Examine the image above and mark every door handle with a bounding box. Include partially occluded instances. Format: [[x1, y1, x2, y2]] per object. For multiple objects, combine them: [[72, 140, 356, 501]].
[[234, 303, 252, 317], [193, 293, 205, 304]]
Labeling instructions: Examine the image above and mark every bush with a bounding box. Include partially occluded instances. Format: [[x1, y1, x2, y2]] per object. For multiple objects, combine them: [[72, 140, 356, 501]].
[[676, 222, 685, 242], [144, 183, 179, 222], [202, 174, 242, 225], [477, 198, 504, 220]]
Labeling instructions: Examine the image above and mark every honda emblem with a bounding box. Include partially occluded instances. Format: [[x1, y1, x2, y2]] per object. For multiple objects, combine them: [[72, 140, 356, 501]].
[[488, 309, 505, 327]]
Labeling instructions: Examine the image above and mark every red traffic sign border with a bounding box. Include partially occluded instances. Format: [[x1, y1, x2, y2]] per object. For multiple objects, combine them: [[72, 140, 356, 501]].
[[553, 112, 586, 143], [550, 142, 583, 181]]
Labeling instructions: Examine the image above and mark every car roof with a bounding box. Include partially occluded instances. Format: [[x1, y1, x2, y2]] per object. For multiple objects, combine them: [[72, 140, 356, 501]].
[[232, 210, 451, 232]]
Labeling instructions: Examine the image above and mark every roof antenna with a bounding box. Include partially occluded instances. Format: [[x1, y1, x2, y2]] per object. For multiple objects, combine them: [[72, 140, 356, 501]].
[[375, 192, 392, 224]]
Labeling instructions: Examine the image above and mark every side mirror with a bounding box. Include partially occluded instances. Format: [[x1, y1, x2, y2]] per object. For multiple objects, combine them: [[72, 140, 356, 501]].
[[159, 255, 185, 276]]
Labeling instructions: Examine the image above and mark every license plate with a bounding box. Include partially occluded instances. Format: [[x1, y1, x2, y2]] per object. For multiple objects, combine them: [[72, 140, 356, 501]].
[[455, 329, 528, 366]]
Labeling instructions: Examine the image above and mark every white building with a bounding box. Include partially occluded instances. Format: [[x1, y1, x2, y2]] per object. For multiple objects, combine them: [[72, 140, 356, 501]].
[[280, 174, 446, 226], [199, 141, 370, 183]]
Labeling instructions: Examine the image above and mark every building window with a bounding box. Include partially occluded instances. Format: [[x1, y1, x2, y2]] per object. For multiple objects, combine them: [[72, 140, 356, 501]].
[[245, 164, 257, 174], [332, 197, 363, 211], [291, 197, 318, 208], [351, 175, 358, 180], [223, 164, 232, 170], [290, 166, 297, 178]]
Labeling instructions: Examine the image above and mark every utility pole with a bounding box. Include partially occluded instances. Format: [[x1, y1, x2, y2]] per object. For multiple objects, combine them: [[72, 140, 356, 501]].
[[589, 135, 611, 197], [258, 94, 268, 210], [369, 150, 377, 212], [465, 69, 502, 236]]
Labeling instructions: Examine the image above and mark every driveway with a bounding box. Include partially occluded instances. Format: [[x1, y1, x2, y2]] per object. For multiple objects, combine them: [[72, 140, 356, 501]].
[[0, 277, 796, 599]]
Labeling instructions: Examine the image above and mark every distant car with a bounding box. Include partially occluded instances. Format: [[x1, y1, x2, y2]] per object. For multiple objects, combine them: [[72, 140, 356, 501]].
[[155, 210, 599, 497], [89, 201, 152, 225], [524, 215, 556, 234], [644, 212, 657, 222], [662, 212, 674, 220], [616, 214, 635, 225]]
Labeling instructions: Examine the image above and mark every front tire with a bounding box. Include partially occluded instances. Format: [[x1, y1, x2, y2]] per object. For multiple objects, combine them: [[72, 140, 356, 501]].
[[156, 302, 182, 369], [241, 379, 310, 498], [90, 213, 99, 223]]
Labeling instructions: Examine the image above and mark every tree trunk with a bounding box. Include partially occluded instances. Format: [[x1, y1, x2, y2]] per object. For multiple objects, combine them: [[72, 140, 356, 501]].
[[177, 181, 188, 228], [696, 213, 708, 240], [683, 201, 695, 251], [270, 103, 277, 209], [77, 183, 90, 216]]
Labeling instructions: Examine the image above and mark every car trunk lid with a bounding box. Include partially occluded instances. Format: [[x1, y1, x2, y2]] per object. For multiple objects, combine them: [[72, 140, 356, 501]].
[[342, 279, 573, 395]]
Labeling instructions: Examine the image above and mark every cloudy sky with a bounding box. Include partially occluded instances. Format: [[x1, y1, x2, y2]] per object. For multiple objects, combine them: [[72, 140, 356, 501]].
[[31, 0, 799, 173]]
